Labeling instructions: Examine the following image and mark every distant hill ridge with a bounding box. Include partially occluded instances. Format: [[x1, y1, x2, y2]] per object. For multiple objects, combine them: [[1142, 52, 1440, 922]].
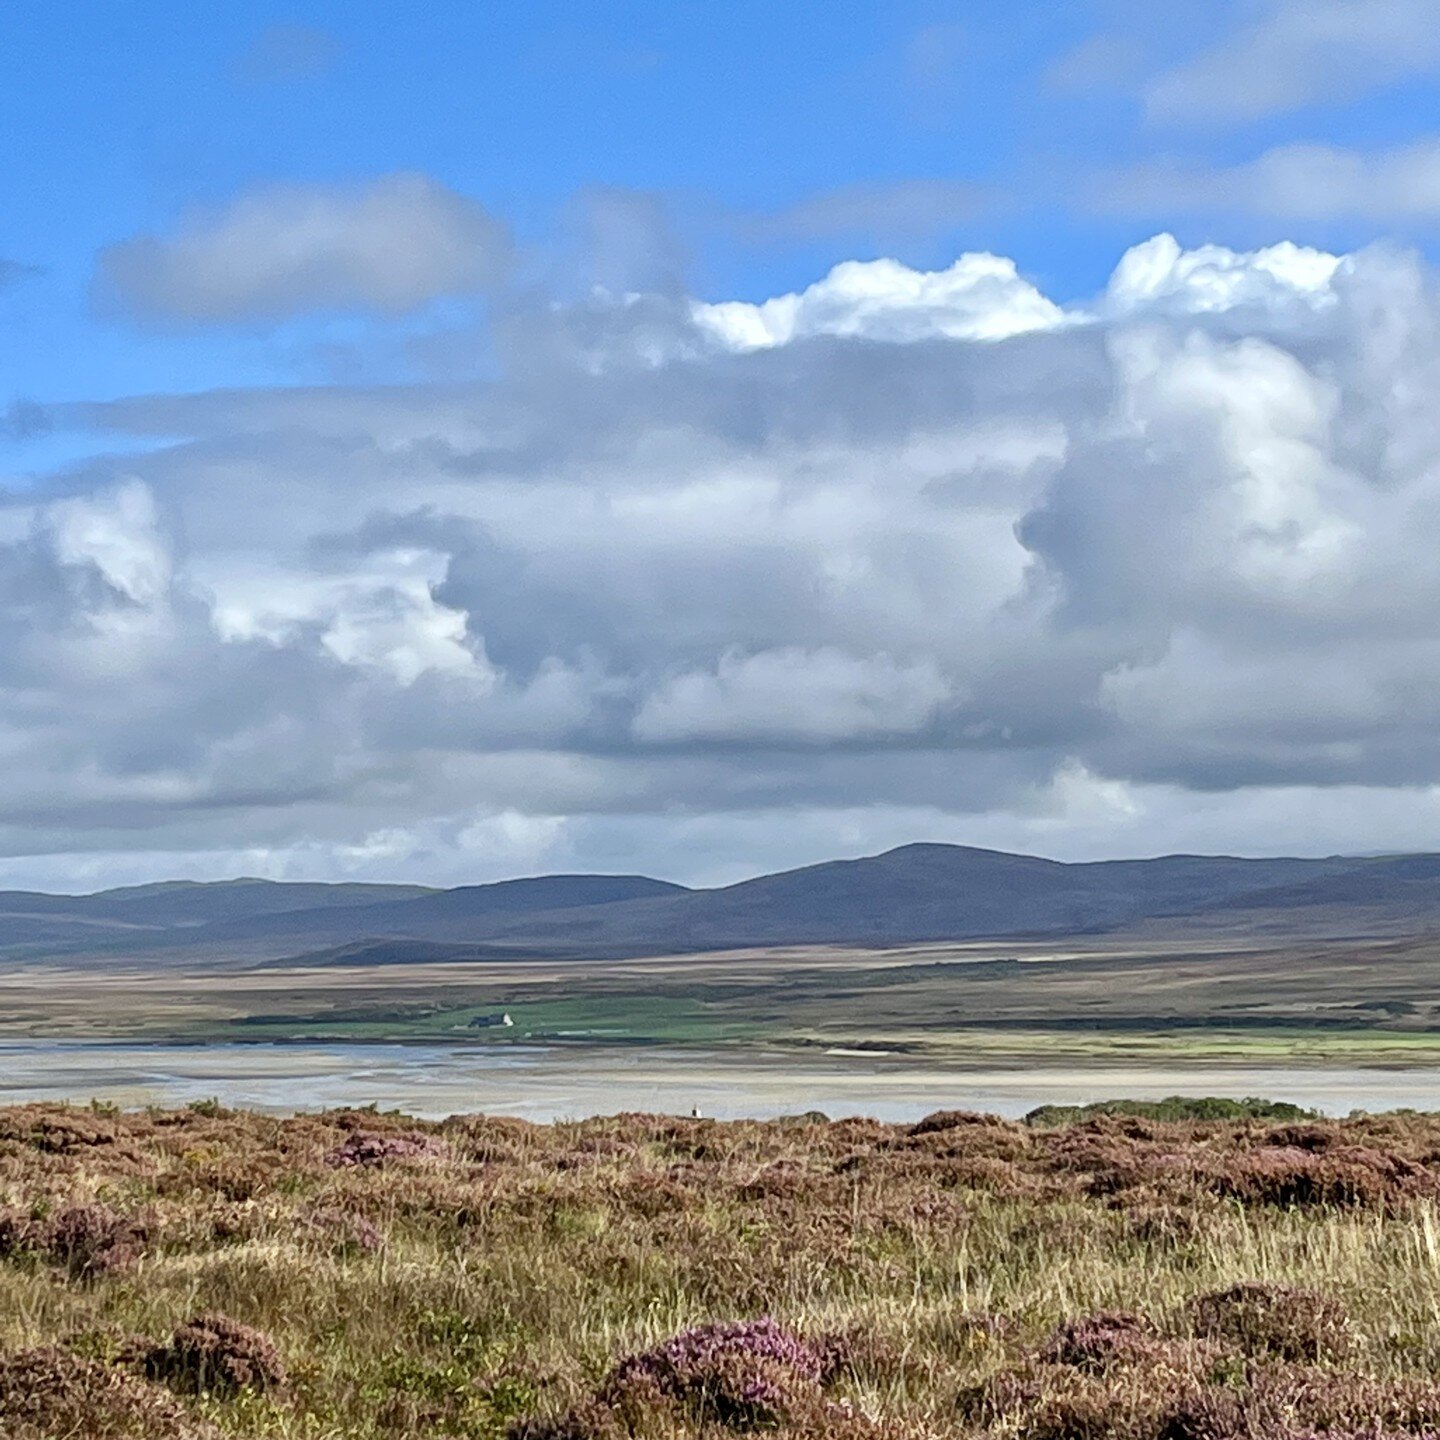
[[2, 844, 1437, 965]]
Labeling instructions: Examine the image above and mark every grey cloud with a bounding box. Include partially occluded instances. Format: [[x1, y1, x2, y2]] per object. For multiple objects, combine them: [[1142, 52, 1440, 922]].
[[1094, 139, 1440, 222], [571, 188, 690, 298], [737, 179, 993, 244], [16, 233, 1440, 882], [2, 399, 51, 441], [94, 174, 512, 326], [1144, 0, 1440, 127]]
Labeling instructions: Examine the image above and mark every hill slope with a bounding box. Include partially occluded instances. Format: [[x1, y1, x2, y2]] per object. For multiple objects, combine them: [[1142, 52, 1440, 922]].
[[6, 846, 1440, 966]]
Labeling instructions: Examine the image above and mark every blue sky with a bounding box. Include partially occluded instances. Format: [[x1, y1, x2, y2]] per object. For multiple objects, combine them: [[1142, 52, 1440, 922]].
[[6, 1, 1440, 888], [7, 1, 1439, 406]]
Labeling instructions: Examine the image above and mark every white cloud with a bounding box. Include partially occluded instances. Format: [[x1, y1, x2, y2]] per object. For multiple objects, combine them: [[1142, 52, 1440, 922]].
[[692, 253, 1066, 349], [47, 480, 171, 608], [1144, 0, 1440, 127], [319, 585, 485, 688], [96, 173, 512, 324], [1102, 233, 1343, 317], [209, 548, 490, 688]]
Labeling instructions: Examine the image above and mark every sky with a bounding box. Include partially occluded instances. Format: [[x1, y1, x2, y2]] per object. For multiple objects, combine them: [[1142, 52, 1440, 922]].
[[5, 1, 1440, 890]]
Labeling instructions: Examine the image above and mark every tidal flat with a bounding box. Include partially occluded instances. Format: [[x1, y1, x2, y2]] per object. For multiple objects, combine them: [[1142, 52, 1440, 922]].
[[3, 1040, 1440, 1119]]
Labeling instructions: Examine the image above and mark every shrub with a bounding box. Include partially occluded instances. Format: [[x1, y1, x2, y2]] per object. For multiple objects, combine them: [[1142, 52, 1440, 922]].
[[1039, 1312, 1166, 1373], [603, 1317, 825, 1426], [1025, 1097, 1319, 1128], [45, 1203, 145, 1279], [1208, 1145, 1432, 1211], [143, 1313, 286, 1397], [910, 1109, 1014, 1137], [323, 1131, 445, 1168], [517, 1318, 831, 1436], [0, 1207, 38, 1261], [0, 1347, 213, 1438], [1187, 1282, 1351, 1362]]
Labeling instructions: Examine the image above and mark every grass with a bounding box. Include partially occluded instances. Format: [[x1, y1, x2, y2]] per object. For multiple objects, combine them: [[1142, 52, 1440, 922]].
[[12, 937, 1440, 1068], [227, 994, 768, 1046], [7, 1101, 1440, 1435]]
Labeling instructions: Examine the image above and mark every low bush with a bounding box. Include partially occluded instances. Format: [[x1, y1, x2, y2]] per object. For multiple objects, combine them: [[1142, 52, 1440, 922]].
[[45, 1203, 146, 1279], [323, 1130, 446, 1168], [1186, 1281, 1352, 1362], [0, 1347, 213, 1439], [1025, 1096, 1320, 1127], [142, 1314, 286, 1397]]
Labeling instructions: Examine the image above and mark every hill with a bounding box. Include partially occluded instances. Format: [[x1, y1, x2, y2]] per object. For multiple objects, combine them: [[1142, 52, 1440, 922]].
[[5, 844, 1440, 966]]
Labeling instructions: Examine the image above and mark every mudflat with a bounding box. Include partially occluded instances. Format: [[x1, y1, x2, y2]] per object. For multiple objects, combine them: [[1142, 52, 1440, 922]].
[[2, 1040, 1440, 1119]]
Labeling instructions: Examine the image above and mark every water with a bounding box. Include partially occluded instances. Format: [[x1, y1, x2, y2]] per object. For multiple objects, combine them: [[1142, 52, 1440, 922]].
[[1, 1040, 1438, 1120]]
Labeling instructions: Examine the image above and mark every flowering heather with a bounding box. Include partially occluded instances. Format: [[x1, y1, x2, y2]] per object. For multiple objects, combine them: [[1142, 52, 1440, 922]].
[[1187, 1281, 1352, 1362], [142, 1312, 286, 1396], [602, 1318, 827, 1426], [2, 1102, 1440, 1436], [45, 1202, 146, 1279], [907, 1108, 1014, 1138], [322, 1129, 446, 1168], [1038, 1311, 1171, 1373], [0, 1347, 214, 1439]]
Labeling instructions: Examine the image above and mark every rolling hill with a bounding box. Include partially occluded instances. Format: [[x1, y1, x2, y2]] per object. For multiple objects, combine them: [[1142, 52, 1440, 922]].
[[5, 844, 1440, 967]]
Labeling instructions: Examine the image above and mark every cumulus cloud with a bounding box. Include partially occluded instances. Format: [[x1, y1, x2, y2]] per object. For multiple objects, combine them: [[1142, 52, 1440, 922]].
[[16, 229, 1440, 883], [209, 546, 492, 689], [47, 480, 172, 609], [1096, 139, 1440, 223], [1101, 233, 1343, 317], [1144, 0, 1440, 127], [692, 252, 1066, 348], [95, 173, 512, 324]]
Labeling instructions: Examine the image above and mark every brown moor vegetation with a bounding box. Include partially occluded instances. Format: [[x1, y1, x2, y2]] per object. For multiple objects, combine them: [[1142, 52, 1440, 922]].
[[4, 1101, 1440, 1436]]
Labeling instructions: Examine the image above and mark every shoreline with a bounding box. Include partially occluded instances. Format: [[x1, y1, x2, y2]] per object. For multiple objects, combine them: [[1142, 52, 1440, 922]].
[[3, 1037, 1440, 1121]]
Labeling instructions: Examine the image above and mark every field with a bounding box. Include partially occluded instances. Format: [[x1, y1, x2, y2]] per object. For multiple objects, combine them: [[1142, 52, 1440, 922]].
[[9, 931, 1440, 1067], [7, 1099, 1440, 1437]]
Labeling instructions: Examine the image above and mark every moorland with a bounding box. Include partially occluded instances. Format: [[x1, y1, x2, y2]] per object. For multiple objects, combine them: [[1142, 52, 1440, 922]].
[[10, 843, 1440, 1067], [7, 1098, 1440, 1438], [10, 932, 1440, 1069]]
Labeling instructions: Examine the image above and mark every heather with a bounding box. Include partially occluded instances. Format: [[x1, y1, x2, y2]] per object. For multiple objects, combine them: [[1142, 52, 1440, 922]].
[[6, 1105, 1440, 1435]]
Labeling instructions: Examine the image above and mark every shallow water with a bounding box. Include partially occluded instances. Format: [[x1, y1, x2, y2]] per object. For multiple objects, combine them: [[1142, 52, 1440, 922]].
[[1, 1040, 1439, 1120]]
